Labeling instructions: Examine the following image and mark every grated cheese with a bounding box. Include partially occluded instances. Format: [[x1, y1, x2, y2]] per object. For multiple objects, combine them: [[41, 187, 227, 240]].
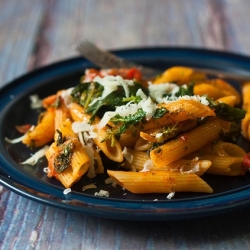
[[72, 121, 97, 140], [140, 159, 154, 172], [98, 96, 157, 128], [29, 94, 43, 109], [5, 126, 35, 144], [94, 189, 109, 197], [180, 162, 200, 174], [148, 82, 180, 102], [167, 191, 175, 199], [63, 188, 71, 195], [60, 87, 74, 107], [94, 75, 134, 99], [21, 145, 49, 166], [82, 183, 97, 191], [122, 147, 133, 163]]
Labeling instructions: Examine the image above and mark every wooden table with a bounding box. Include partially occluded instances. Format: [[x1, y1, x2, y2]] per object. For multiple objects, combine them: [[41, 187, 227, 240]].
[[1, 0, 250, 249]]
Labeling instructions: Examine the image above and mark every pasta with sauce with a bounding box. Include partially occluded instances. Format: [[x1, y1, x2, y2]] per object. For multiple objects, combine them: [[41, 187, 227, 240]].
[[7, 66, 250, 196]]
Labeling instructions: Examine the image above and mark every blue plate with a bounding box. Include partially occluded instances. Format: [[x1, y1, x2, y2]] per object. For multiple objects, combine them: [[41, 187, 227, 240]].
[[1, 47, 250, 221]]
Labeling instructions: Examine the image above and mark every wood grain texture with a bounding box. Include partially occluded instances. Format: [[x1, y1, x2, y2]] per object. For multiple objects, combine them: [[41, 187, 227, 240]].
[[1, 0, 250, 249]]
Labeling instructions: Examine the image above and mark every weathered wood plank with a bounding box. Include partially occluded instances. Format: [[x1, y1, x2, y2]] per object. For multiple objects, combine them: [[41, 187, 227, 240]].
[[1, 0, 250, 249]]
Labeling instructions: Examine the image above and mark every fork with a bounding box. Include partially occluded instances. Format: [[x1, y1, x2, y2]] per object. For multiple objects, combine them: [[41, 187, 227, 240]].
[[76, 40, 250, 81], [76, 40, 159, 78]]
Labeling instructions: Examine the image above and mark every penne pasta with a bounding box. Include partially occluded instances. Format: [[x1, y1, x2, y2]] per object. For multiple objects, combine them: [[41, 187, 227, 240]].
[[22, 108, 55, 148], [144, 99, 215, 130], [124, 149, 211, 176], [152, 66, 206, 85], [15, 66, 249, 194], [107, 170, 213, 193], [70, 102, 123, 162], [45, 138, 90, 188], [241, 81, 250, 140], [186, 141, 246, 176], [150, 119, 221, 168]]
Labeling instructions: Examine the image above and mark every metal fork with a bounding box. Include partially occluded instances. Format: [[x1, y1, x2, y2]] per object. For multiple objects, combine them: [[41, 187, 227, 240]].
[[76, 40, 159, 78], [76, 40, 250, 81]]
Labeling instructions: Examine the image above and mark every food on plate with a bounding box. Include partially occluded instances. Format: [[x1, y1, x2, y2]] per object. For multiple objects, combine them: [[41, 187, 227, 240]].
[[7, 66, 250, 197]]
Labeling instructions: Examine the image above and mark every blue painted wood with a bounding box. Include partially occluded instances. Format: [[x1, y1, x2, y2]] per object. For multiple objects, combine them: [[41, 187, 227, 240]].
[[1, 0, 250, 249]]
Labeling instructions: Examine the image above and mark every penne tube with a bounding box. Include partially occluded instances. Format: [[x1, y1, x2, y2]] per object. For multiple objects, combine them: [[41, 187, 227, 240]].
[[150, 119, 221, 168], [93, 149, 104, 174], [205, 155, 244, 176], [185, 141, 246, 176], [119, 130, 138, 148], [54, 118, 77, 142], [217, 95, 237, 107], [22, 108, 55, 148], [124, 149, 211, 176], [134, 137, 152, 151], [211, 78, 241, 105], [241, 112, 250, 140], [45, 139, 90, 188], [200, 141, 246, 157], [152, 66, 206, 85], [194, 83, 224, 100], [70, 102, 123, 162], [242, 81, 250, 109], [241, 81, 250, 140], [144, 99, 215, 130], [54, 100, 71, 130], [107, 170, 213, 193], [140, 120, 197, 143]]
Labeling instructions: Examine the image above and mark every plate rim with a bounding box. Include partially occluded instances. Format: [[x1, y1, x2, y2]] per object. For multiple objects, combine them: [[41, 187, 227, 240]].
[[1, 46, 250, 221]]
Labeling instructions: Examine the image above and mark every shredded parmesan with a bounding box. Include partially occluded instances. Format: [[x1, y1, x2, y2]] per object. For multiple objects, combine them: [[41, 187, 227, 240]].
[[43, 167, 49, 173], [167, 191, 175, 199], [63, 188, 71, 195], [140, 159, 154, 172], [105, 177, 117, 187], [5, 125, 35, 144], [180, 163, 200, 174], [94, 190, 109, 197], [29, 94, 43, 109], [122, 147, 133, 163], [93, 75, 134, 99], [5, 134, 26, 144], [60, 87, 74, 107], [21, 145, 49, 166], [72, 121, 97, 139], [82, 183, 97, 191], [98, 96, 157, 128], [149, 82, 180, 102]]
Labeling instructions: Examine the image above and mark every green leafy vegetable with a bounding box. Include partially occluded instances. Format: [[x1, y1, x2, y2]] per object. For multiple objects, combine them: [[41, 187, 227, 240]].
[[110, 108, 146, 136], [54, 141, 75, 173], [207, 98, 246, 122], [71, 81, 147, 118]]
